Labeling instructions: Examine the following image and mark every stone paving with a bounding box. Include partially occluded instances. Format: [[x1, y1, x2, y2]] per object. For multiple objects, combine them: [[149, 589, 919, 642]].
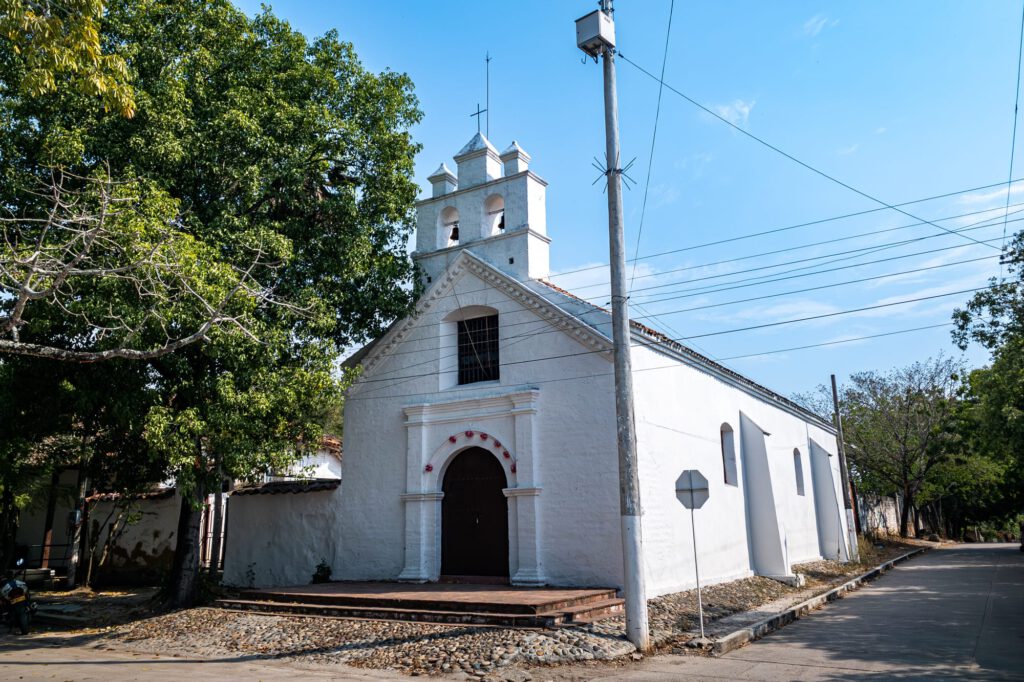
[[25, 542, 916, 678]]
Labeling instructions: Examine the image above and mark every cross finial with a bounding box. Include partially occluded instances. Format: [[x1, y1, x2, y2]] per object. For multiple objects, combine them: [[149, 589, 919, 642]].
[[470, 103, 487, 134]]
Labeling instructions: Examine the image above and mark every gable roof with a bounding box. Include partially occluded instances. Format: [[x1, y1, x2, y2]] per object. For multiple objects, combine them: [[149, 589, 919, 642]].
[[344, 250, 834, 431], [533, 279, 834, 431]]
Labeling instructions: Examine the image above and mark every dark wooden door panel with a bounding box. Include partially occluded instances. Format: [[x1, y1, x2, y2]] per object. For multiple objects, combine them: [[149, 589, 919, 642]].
[[441, 448, 509, 577]]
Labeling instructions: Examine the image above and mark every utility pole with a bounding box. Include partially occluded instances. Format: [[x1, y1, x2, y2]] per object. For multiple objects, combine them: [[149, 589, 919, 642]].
[[577, 0, 650, 651], [831, 374, 860, 562]]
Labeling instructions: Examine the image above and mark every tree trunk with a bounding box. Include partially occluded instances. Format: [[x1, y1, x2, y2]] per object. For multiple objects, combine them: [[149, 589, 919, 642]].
[[0, 484, 16, 570], [899, 488, 914, 538], [40, 469, 61, 568], [168, 475, 206, 609], [66, 470, 91, 588], [207, 453, 223, 576]]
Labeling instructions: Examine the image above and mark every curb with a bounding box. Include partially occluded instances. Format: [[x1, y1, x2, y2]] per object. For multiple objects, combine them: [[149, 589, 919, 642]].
[[711, 547, 928, 656]]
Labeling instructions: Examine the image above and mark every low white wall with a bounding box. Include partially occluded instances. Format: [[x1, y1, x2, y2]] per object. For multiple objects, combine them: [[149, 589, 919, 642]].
[[858, 493, 901, 535], [223, 487, 344, 588], [88, 492, 179, 586]]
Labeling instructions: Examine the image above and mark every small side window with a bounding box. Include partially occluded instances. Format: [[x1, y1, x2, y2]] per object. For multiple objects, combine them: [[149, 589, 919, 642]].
[[721, 423, 738, 486], [793, 449, 805, 496]]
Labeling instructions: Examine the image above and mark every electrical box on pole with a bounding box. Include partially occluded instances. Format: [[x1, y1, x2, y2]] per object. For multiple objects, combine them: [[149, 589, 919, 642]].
[[575, 10, 616, 58]]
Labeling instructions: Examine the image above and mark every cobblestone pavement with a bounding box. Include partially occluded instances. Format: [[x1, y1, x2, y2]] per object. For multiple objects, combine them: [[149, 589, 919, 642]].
[[1, 542, 925, 680]]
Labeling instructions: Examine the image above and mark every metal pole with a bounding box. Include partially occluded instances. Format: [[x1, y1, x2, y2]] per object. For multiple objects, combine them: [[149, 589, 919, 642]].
[[690, 501, 705, 639], [600, 0, 650, 652], [831, 374, 860, 562], [485, 52, 491, 138]]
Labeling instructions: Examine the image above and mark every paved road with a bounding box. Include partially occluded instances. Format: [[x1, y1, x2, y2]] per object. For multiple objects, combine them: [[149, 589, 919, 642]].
[[545, 543, 1023, 681], [0, 544, 1020, 681]]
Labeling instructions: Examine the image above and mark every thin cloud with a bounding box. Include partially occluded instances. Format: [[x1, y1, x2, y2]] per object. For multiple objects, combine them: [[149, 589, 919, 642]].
[[837, 144, 859, 156], [803, 14, 838, 37], [713, 99, 755, 128], [958, 184, 1024, 206]]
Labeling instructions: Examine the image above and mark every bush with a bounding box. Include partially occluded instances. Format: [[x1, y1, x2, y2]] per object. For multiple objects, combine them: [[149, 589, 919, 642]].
[[311, 559, 332, 584]]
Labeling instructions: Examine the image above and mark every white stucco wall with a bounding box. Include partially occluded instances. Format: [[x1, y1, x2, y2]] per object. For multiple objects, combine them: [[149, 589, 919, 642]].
[[340, 259, 622, 588], [222, 487, 344, 588], [88, 492, 179, 585], [630, 342, 848, 598]]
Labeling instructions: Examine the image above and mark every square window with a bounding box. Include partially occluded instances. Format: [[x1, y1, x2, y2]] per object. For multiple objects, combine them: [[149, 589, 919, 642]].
[[457, 315, 499, 385]]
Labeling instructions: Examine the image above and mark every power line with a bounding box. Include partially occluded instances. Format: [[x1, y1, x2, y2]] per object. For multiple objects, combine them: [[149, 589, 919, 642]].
[[345, 318, 964, 403], [681, 286, 988, 340], [625, 215, 1014, 302], [617, 52, 1001, 253], [629, 0, 676, 293], [652, 254, 996, 315], [345, 231, 1008, 373], [570, 200, 1024, 293], [1002, 0, 1024, 279], [638, 236, 1004, 306], [346, 284, 994, 387], [717, 323, 954, 361], [548, 177, 1021, 280]]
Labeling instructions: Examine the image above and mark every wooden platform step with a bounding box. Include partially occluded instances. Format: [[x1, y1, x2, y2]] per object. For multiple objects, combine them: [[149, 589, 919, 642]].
[[214, 597, 618, 628], [236, 587, 619, 616]]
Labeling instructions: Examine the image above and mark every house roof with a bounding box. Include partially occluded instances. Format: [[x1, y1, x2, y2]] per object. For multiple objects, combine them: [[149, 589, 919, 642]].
[[231, 479, 341, 497], [86, 487, 175, 503]]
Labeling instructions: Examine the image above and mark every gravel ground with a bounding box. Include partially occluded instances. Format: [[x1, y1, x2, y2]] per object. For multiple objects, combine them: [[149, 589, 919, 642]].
[[109, 608, 634, 677], [97, 542, 918, 677]]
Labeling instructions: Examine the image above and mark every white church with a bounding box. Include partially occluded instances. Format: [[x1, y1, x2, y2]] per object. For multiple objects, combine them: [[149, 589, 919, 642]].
[[225, 133, 852, 596]]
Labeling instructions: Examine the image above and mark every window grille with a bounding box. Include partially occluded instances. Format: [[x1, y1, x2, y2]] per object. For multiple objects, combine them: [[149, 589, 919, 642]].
[[458, 315, 499, 385]]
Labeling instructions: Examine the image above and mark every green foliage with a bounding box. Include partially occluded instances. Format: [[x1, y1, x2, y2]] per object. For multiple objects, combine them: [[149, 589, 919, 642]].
[[952, 230, 1024, 525], [0, 0, 135, 116]]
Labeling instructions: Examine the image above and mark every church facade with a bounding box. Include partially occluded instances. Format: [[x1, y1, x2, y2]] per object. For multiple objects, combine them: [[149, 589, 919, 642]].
[[326, 134, 851, 597]]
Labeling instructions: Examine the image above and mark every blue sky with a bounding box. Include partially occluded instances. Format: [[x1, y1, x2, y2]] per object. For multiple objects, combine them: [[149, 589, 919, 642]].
[[236, 0, 1021, 398]]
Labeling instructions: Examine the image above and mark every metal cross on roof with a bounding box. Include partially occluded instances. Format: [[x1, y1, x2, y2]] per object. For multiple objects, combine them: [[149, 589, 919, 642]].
[[470, 102, 488, 134]]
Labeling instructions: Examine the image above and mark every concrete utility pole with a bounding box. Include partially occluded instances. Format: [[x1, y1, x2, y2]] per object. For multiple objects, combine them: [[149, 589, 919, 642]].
[[577, 0, 650, 651], [831, 374, 860, 562]]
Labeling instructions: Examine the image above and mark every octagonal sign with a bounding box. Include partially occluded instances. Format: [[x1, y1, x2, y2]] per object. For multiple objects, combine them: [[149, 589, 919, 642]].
[[676, 469, 710, 509]]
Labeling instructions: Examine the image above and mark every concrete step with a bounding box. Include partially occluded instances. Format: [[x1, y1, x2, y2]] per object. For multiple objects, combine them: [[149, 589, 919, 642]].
[[215, 598, 571, 628]]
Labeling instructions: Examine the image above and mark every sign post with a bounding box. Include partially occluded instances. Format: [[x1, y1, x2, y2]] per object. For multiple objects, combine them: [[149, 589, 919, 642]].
[[675, 469, 710, 639]]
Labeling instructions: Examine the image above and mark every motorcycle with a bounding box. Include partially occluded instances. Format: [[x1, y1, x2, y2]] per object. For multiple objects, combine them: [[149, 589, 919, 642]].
[[1, 559, 37, 635]]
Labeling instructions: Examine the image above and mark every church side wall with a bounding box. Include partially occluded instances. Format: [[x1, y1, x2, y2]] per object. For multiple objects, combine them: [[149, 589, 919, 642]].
[[338, 267, 624, 588], [630, 344, 846, 598]]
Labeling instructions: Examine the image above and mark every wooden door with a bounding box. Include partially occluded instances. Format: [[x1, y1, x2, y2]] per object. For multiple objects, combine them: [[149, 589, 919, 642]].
[[441, 448, 509, 577]]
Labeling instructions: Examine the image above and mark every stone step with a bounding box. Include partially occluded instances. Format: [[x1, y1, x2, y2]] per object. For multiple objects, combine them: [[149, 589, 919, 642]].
[[553, 597, 625, 625], [215, 598, 574, 628], [238, 587, 619, 616]]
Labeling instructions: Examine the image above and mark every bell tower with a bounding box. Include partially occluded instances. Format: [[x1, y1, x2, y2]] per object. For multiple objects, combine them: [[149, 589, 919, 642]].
[[413, 133, 550, 285]]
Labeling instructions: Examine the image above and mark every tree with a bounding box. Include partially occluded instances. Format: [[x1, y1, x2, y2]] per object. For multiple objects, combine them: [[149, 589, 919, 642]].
[[0, 354, 159, 571], [0, 169, 295, 361], [3, 0, 421, 605], [834, 356, 962, 537], [953, 230, 1024, 527]]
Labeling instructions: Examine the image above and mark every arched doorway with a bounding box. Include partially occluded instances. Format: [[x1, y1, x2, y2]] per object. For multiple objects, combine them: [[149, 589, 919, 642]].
[[441, 447, 509, 578]]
